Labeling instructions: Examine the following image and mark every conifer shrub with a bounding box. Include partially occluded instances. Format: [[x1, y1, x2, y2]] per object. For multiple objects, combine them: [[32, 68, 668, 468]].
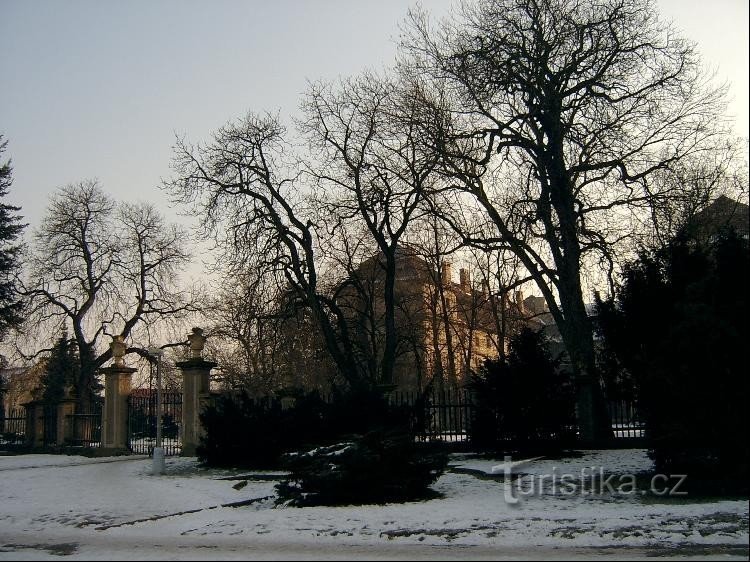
[[597, 231, 749, 494], [197, 388, 427, 471], [469, 328, 577, 453], [197, 391, 327, 469], [275, 429, 448, 506]]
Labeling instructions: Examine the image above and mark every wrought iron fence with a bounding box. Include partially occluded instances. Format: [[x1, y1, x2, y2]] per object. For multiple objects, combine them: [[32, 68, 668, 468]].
[[0, 408, 27, 448], [389, 389, 474, 443], [607, 399, 645, 439], [65, 403, 103, 447], [127, 391, 182, 456], [375, 390, 644, 444], [266, 389, 645, 446]]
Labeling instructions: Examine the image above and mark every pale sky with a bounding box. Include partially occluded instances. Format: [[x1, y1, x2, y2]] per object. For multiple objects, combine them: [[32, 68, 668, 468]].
[[1, 0, 748, 266]]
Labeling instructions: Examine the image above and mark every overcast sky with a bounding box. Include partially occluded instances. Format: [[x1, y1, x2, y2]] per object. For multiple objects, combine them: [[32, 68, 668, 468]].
[[1, 0, 748, 267]]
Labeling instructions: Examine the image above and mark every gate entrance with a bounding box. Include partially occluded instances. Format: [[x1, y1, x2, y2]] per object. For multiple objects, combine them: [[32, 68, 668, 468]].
[[127, 391, 182, 456]]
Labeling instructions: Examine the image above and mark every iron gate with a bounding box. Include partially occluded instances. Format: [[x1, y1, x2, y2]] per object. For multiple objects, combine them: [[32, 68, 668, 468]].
[[65, 402, 103, 447], [127, 391, 182, 456]]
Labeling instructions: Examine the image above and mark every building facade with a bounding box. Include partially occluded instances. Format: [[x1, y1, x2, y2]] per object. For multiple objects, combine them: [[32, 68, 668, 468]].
[[338, 247, 529, 392]]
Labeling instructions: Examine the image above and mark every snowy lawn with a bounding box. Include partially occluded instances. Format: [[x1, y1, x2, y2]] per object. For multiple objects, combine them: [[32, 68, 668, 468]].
[[0, 449, 747, 560]]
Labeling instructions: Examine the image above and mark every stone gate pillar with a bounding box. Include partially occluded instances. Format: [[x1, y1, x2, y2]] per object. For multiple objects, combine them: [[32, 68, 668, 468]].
[[176, 328, 216, 457], [100, 336, 136, 453], [56, 385, 77, 446], [23, 388, 44, 448]]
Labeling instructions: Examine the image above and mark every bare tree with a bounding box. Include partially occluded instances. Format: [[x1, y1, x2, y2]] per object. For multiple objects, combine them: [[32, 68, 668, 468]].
[[204, 269, 283, 394], [407, 218, 530, 387], [646, 138, 749, 247], [402, 0, 730, 439], [165, 113, 370, 390], [19, 180, 199, 408], [405, 217, 462, 390], [301, 73, 437, 386], [317, 221, 390, 385], [204, 266, 334, 395]]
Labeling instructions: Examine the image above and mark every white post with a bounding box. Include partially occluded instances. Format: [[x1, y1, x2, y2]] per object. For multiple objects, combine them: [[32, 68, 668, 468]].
[[156, 355, 162, 450], [148, 347, 165, 475]]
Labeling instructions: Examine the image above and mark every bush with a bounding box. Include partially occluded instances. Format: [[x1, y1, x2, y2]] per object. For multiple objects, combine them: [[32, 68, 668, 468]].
[[197, 388, 423, 470], [469, 328, 577, 452], [197, 391, 327, 469], [275, 429, 448, 506]]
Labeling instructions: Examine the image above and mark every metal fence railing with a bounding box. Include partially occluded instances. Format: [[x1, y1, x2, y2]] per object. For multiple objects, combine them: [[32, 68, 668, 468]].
[[232, 389, 646, 447], [65, 403, 103, 448], [607, 399, 646, 439], [4, 389, 644, 456], [0, 408, 27, 449], [389, 389, 473, 443], [127, 391, 182, 456]]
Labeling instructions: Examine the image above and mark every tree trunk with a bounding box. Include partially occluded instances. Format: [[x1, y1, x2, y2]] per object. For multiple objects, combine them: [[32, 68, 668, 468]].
[[381, 250, 398, 386], [543, 139, 612, 442], [556, 277, 612, 442], [437, 281, 458, 389]]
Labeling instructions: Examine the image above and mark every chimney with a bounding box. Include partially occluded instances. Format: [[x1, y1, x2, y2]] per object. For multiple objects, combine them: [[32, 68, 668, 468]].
[[441, 262, 453, 285], [459, 268, 470, 291], [515, 290, 525, 314]]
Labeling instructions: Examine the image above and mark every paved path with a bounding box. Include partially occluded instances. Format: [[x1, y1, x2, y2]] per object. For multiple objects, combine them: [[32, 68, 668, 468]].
[[2, 536, 748, 560]]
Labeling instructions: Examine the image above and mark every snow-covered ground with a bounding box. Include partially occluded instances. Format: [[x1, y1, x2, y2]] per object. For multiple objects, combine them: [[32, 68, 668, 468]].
[[0, 450, 747, 560]]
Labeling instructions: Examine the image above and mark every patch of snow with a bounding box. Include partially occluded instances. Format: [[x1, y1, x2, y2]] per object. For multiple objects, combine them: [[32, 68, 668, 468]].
[[451, 449, 655, 476], [0, 453, 147, 471], [287, 442, 356, 460], [0, 450, 746, 560]]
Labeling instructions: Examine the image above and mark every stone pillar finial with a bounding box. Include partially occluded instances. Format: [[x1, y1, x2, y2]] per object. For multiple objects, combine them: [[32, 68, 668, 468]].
[[187, 327, 206, 359], [111, 335, 126, 367]]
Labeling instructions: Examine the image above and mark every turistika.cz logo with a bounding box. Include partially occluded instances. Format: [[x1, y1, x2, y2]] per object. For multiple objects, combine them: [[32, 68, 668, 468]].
[[492, 457, 687, 504]]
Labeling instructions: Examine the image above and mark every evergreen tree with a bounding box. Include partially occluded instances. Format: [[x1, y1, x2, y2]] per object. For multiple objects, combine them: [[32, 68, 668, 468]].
[[40, 334, 79, 404], [469, 328, 576, 450], [0, 135, 26, 340], [597, 230, 749, 491]]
